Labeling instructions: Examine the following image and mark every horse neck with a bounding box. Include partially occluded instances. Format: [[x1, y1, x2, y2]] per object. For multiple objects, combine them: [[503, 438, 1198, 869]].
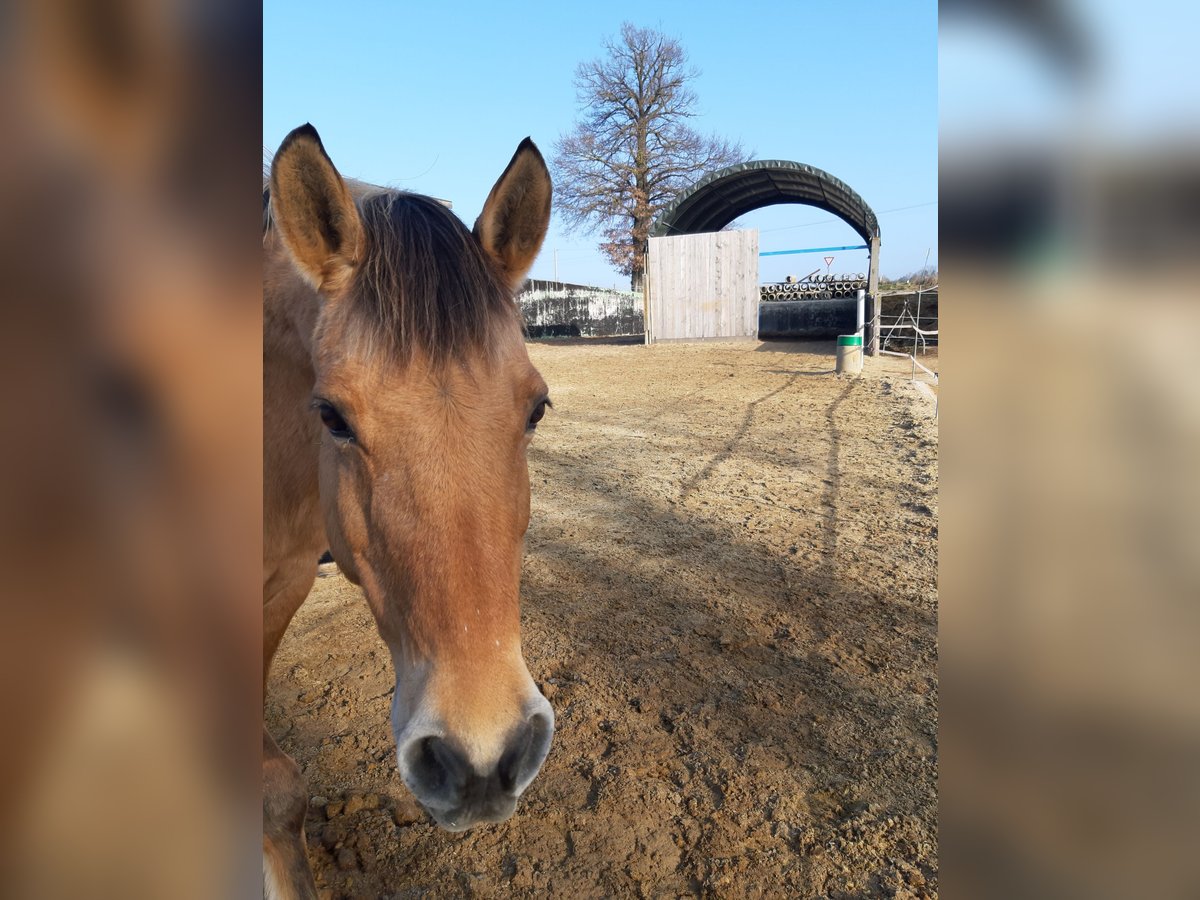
[[264, 235, 321, 372], [263, 234, 325, 563]]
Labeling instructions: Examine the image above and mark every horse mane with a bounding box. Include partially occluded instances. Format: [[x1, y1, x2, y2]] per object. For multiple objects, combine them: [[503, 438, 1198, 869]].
[[263, 165, 514, 365]]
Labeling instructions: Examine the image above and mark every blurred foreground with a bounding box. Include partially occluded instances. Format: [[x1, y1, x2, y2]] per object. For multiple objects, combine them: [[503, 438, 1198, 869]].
[[0, 1, 260, 896], [942, 1, 1200, 897]]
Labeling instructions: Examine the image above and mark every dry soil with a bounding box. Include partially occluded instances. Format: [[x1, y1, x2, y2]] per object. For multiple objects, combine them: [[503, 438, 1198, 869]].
[[266, 340, 939, 898]]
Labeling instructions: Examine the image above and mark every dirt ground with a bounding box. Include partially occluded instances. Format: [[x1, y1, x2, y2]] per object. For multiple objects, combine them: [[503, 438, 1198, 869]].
[[266, 340, 939, 898]]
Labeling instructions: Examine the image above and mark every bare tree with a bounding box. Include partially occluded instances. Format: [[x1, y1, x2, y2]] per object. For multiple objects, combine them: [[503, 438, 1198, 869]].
[[553, 23, 745, 290]]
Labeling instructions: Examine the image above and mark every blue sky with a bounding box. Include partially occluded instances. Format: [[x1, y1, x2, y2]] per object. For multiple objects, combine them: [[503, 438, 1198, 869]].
[[264, 1, 936, 287]]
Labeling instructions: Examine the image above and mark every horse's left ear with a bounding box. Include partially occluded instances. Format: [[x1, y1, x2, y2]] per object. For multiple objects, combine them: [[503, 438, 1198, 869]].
[[473, 138, 552, 293]]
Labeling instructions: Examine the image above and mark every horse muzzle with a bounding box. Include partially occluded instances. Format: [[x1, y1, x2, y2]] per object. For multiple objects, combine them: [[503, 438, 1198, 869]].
[[394, 693, 554, 830]]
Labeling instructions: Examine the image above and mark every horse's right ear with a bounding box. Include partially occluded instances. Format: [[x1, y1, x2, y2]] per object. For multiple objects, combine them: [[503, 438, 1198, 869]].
[[269, 124, 363, 292]]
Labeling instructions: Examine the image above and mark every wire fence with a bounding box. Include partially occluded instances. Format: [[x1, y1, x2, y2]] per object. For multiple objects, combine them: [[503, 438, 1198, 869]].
[[877, 289, 938, 417]]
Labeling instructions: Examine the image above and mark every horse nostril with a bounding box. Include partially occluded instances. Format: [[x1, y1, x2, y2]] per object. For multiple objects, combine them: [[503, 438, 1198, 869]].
[[497, 711, 553, 795], [406, 736, 469, 795], [497, 724, 533, 793]]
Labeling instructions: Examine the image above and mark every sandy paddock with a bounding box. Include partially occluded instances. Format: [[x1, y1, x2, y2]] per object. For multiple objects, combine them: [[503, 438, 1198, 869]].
[[267, 340, 939, 898]]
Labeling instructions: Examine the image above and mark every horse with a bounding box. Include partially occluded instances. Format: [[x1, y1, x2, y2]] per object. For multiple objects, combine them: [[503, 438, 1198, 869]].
[[262, 124, 555, 898]]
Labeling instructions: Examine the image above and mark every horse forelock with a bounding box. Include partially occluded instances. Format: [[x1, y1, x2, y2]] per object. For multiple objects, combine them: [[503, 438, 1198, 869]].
[[351, 191, 516, 366], [263, 182, 518, 367]]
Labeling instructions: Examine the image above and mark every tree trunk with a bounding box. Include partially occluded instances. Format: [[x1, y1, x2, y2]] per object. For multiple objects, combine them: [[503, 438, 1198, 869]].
[[629, 235, 648, 291], [632, 118, 649, 295]]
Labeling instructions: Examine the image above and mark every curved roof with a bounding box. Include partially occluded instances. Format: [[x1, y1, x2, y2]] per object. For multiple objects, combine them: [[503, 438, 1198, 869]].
[[651, 160, 880, 244]]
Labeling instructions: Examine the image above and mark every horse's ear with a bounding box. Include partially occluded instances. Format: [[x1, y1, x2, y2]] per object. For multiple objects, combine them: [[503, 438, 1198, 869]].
[[473, 138, 552, 293], [269, 124, 363, 292]]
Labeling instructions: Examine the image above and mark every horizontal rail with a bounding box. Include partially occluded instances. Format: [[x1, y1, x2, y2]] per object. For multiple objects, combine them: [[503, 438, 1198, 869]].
[[912, 358, 939, 381], [881, 349, 939, 379], [759, 244, 869, 257], [878, 321, 939, 337]]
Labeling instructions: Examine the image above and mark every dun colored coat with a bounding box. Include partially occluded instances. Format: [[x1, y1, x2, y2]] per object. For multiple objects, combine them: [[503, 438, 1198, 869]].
[[263, 124, 554, 898]]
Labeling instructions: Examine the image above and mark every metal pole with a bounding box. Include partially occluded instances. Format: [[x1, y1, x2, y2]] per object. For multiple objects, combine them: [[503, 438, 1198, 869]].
[[867, 235, 881, 356], [856, 289, 865, 337], [914, 289, 924, 356], [553, 249, 558, 287]]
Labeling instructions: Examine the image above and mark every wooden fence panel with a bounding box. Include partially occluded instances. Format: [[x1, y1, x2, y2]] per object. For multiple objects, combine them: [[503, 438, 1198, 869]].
[[646, 230, 759, 342]]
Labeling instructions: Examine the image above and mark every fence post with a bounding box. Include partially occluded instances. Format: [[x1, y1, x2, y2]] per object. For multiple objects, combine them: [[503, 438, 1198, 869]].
[[867, 235, 881, 355], [914, 289, 923, 356], [642, 249, 652, 344]]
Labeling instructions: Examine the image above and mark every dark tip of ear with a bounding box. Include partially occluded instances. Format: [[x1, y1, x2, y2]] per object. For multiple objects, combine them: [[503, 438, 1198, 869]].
[[276, 123, 325, 158], [516, 136, 543, 160]]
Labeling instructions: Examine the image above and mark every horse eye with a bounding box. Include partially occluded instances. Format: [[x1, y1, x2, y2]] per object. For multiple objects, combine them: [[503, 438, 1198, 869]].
[[527, 399, 549, 431], [317, 402, 354, 441]]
